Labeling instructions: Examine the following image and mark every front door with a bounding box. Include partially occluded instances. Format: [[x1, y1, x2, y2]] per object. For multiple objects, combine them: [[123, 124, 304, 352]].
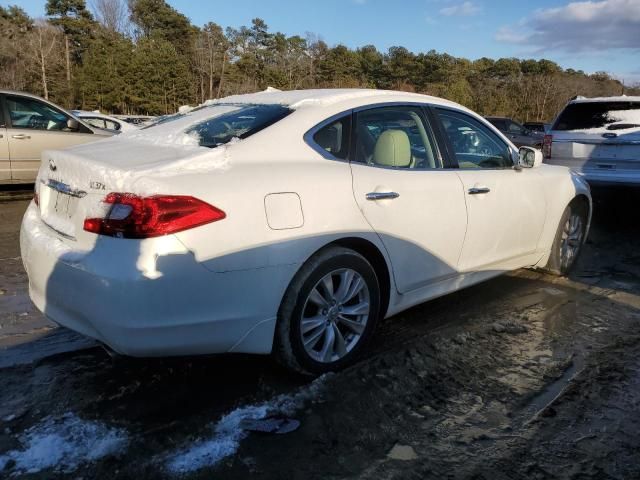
[[433, 107, 546, 272], [349, 105, 468, 294], [5, 94, 97, 182]]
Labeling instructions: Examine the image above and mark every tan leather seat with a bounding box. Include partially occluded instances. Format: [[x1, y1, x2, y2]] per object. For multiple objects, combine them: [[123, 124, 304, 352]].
[[372, 130, 411, 168]]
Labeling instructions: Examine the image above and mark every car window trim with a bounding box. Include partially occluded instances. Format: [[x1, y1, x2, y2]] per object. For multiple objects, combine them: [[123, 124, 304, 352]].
[[0, 94, 8, 129], [431, 106, 518, 171]]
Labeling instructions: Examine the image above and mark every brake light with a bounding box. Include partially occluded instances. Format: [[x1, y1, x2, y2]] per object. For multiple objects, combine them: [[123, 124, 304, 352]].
[[34, 192, 39, 206], [543, 134, 553, 159], [83, 193, 225, 238]]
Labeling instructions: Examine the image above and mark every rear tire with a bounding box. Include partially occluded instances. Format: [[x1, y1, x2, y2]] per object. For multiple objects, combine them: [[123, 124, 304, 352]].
[[543, 200, 588, 276], [274, 246, 381, 375]]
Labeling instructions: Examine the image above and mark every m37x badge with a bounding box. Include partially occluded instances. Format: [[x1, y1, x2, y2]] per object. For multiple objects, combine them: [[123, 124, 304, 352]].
[[90, 181, 106, 190]]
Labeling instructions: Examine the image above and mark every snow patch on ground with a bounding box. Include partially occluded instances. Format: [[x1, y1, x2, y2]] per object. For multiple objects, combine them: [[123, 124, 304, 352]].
[[165, 375, 330, 474], [0, 413, 128, 476]]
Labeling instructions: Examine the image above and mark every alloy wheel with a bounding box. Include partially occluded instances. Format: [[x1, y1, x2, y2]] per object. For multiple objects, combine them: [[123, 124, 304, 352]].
[[300, 268, 371, 363], [560, 211, 583, 271]]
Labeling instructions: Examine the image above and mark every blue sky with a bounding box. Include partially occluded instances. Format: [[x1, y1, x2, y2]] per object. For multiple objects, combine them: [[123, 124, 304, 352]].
[[6, 0, 640, 84]]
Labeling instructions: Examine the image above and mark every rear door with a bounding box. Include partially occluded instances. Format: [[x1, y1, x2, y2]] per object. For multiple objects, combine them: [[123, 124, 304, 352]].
[[433, 107, 546, 272], [0, 96, 9, 182], [5, 94, 98, 182], [348, 104, 468, 294]]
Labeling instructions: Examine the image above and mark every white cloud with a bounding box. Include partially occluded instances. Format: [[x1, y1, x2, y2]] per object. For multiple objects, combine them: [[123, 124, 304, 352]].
[[496, 0, 640, 52], [439, 1, 482, 16]]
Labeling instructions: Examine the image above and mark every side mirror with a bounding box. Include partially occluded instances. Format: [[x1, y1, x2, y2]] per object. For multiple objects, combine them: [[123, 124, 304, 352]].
[[66, 118, 80, 131], [519, 146, 543, 168]]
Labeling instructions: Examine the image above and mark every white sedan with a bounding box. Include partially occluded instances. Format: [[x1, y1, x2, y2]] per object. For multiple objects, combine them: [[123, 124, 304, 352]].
[[71, 110, 140, 133], [21, 89, 591, 374]]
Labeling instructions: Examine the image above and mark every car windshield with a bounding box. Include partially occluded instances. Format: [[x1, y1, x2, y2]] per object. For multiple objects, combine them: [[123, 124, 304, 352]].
[[554, 101, 640, 131]]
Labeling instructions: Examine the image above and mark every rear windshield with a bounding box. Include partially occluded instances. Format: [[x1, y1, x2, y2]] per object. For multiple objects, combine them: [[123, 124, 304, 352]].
[[140, 103, 291, 147], [554, 101, 640, 131], [188, 104, 291, 148]]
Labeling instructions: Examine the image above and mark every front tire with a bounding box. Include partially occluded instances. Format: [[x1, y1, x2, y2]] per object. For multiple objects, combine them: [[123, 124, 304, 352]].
[[274, 246, 381, 375], [544, 200, 588, 276]]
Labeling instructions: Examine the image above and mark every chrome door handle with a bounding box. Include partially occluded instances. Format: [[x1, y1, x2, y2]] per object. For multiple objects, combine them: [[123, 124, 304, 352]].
[[12, 134, 31, 140], [366, 191, 400, 201], [468, 187, 491, 195]]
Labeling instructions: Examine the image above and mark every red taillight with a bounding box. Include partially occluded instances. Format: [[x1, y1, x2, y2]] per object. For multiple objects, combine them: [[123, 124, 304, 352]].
[[543, 134, 553, 159], [83, 193, 225, 238], [34, 192, 39, 206]]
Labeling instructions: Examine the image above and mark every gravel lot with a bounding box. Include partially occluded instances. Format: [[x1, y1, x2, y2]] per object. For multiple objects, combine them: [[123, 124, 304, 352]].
[[1, 187, 639, 479]]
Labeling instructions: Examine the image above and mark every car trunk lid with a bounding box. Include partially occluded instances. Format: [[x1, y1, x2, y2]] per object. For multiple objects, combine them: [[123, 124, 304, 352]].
[[36, 138, 228, 248]]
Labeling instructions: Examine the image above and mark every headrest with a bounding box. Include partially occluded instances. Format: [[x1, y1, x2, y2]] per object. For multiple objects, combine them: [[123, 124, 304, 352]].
[[373, 130, 411, 167]]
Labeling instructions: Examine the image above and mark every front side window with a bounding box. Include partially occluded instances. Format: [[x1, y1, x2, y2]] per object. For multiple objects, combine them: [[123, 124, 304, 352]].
[[507, 121, 524, 134], [353, 106, 440, 169], [7, 96, 71, 131], [83, 117, 107, 129], [436, 109, 512, 169], [312, 115, 351, 160]]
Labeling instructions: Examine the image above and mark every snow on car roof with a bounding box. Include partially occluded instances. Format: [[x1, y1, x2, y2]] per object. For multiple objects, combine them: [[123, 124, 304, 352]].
[[569, 96, 640, 104], [205, 88, 460, 110]]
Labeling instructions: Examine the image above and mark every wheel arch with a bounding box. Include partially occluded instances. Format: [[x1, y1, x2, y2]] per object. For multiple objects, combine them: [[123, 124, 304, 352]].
[[330, 237, 391, 319], [282, 236, 392, 321], [535, 191, 592, 269]]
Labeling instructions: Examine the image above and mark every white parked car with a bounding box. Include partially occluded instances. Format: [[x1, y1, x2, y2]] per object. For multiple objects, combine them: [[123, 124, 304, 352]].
[[72, 110, 140, 133], [21, 89, 591, 374], [544, 96, 640, 186]]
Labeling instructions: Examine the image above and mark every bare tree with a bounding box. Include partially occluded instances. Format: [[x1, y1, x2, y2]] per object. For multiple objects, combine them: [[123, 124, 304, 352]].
[[25, 21, 63, 99], [91, 0, 130, 35]]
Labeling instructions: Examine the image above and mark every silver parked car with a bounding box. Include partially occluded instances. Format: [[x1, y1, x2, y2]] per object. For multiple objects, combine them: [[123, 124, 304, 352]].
[[544, 96, 640, 186], [1, 91, 114, 184]]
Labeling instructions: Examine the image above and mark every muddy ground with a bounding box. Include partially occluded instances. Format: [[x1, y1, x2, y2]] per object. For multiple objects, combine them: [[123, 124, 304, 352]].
[[1, 187, 639, 479]]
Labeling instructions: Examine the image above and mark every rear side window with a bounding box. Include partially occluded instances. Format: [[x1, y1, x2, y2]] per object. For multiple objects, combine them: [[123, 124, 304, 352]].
[[554, 102, 640, 131], [353, 106, 440, 169], [83, 117, 107, 129], [188, 104, 291, 148], [312, 115, 351, 160]]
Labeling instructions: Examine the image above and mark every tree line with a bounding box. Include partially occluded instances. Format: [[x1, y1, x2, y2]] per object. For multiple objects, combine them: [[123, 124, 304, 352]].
[[1, 0, 637, 121]]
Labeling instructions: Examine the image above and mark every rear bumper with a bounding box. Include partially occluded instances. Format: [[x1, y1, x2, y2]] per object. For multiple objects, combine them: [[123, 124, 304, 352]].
[[20, 203, 296, 356]]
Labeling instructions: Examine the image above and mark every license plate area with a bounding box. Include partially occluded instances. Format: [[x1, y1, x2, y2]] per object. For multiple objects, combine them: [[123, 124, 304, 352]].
[[39, 181, 86, 238]]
